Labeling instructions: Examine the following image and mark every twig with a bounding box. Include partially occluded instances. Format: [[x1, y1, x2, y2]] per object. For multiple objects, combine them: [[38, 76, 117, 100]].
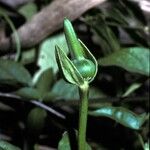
[[31, 100, 65, 119], [0, 92, 65, 119]]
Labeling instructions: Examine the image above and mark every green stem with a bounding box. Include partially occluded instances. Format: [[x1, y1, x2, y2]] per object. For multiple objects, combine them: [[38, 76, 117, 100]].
[[78, 82, 89, 150]]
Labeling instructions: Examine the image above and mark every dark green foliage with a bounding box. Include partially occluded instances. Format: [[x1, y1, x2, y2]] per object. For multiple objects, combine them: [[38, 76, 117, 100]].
[[0, 0, 149, 149]]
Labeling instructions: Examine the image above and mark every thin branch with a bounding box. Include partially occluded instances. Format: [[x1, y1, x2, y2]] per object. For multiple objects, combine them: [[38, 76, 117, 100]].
[[0, 92, 66, 119], [31, 100, 65, 119]]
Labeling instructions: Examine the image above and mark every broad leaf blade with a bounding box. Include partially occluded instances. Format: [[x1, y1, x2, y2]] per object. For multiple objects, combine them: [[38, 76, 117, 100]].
[[15, 87, 41, 100], [0, 60, 32, 85], [34, 68, 53, 97], [89, 106, 147, 130], [33, 33, 68, 85], [98, 47, 150, 76], [55, 46, 84, 86]]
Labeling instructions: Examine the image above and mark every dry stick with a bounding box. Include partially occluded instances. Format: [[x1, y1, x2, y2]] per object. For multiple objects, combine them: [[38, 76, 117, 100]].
[[0, 0, 106, 53], [0, 92, 65, 119]]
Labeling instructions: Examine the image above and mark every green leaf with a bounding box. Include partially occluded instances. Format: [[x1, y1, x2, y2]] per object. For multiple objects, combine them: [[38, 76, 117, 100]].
[[51, 79, 105, 101], [99, 47, 150, 76], [0, 59, 32, 86], [20, 48, 36, 65], [58, 132, 91, 150], [37, 33, 68, 74], [55, 46, 84, 86], [144, 141, 149, 150], [122, 83, 142, 97], [89, 106, 147, 130], [0, 140, 21, 150], [27, 107, 47, 132], [14, 87, 41, 100], [33, 68, 53, 96], [16, 69, 54, 100], [19, 2, 37, 20], [0, 102, 14, 111], [58, 132, 71, 150], [33, 33, 68, 85]]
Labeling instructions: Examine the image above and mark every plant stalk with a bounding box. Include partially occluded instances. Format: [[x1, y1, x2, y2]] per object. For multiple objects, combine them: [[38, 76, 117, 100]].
[[78, 82, 89, 150]]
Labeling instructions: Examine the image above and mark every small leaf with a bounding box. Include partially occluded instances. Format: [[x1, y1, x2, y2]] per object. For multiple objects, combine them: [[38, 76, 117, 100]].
[[55, 46, 84, 86], [0, 102, 14, 111], [15, 87, 41, 100], [99, 47, 150, 76], [34, 68, 53, 96], [0, 140, 21, 150], [122, 83, 142, 97], [20, 48, 36, 65], [58, 131, 91, 150], [0, 59, 32, 86], [27, 107, 47, 132], [19, 2, 37, 20], [58, 132, 71, 150], [89, 106, 147, 130]]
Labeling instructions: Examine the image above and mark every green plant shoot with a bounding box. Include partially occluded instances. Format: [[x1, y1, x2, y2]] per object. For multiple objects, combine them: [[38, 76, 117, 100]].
[[55, 18, 98, 150]]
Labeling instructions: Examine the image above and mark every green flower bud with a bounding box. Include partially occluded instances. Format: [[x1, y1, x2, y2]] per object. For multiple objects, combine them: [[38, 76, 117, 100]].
[[72, 58, 96, 80], [56, 18, 98, 85]]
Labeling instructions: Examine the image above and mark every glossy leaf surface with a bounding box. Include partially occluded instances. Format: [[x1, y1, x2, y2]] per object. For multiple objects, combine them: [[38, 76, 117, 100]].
[[89, 106, 147, 130], [99, 47, 150, 76]]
